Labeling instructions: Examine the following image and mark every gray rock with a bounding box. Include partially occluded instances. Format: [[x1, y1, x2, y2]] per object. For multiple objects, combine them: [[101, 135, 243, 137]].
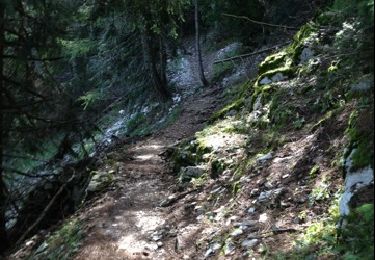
[[250, 188, 261, 197], [271, 73, 287, 82], [351, 76, 374, 93], [340, 164, 374, 216], [259, 213, 269, 223], [265, 182, 274, 189], [204, 242, 222, 257], [253, 95, 263, 111], [234, 220, 258, 227], [299, 48, 315, 64], [194, 205, 205, 215], [87, 171, 113, 193], [152, 234, 163, 241], [223, 239, 236, 256], [231, 228, 244, 237], [180, 165, 207, 178], [241, 239, 259, 249], [247, 207, 257, 214], [259, 77, 272, 85], [257, 153, 273, 164], [34, 242, 49, 255], [258, 188, 285, 203]]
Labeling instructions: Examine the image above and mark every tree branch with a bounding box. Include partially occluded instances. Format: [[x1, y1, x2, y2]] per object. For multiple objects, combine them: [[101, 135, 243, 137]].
[[213, 42, 291, 64], [222, 13, 299, 30], [2, 55, 64, 62], [16, 171, 76, 245]]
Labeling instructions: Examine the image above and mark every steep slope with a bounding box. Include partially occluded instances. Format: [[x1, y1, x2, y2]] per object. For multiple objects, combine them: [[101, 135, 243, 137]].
[[8, 1, 374, 259]]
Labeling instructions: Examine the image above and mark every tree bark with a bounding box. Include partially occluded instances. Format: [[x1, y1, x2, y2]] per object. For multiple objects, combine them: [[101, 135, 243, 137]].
[[144, 27, 171, 101], [194, 0, 209, 87], [159, 34, 168, 87], [0, 3, 9, 253]]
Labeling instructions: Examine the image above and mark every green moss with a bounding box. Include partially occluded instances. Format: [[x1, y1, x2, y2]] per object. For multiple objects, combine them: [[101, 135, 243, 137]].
[[212, 62, 235, 82], [312, 110, 334, 131], [346, 111, 374, 169], [210, 159, 226, 179], [276, 199, 374, 259], [310, 165, 321, 178], [258, 51, 288, 75], [30, 218, 83, 260], [342, 204, 374, 260], [126, 113, 148, 136], [210, 97, 245, 122], [287, 23, 318, 62]]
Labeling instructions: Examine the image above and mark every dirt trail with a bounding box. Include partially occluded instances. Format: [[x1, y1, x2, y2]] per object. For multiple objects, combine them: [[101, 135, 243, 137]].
[[75, 85, 223, 260]]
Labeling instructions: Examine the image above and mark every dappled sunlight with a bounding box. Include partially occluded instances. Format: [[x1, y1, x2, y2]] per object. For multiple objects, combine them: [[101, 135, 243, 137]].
[[135, 154, 158, 161], [196, 118, 248, 152]]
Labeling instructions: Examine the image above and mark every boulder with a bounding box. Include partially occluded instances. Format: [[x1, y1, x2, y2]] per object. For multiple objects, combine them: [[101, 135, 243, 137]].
[[179, 165, 207, 182], [299, 47, 315, 64]]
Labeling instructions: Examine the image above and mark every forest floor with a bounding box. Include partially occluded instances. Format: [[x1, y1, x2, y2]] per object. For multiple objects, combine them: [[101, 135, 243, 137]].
[[9, 19, 373, 259]]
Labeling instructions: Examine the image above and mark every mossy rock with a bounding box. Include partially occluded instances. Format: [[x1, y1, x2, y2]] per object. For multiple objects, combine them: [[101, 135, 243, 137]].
[[258, 51, 288, 75], [346, 110, 374, 169], [209, 159, 226, 179], [87, 171, 114, 193], [210, 98, 245, 122]]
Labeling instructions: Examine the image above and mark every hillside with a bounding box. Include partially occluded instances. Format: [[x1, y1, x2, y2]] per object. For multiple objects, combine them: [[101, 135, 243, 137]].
[[1, 0, 374, 259]]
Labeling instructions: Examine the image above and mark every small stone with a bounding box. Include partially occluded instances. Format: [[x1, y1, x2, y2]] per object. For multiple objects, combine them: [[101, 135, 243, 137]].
[[225, 216, 239, 226], [247, 207, 256, 214], [231, 228, 244, 237], [194, 206, 205, 215], [157, 242, 163, 248], [204, 242, 222, 257], [234, 220, 258, 227], [196, 215, 205, 221], [180, 165, 207, 180], [25, 240, 35, 247], [258, 188, 285, 203], [223, 239, 236, 256], [250, 188, 261, 197], [260, 77, 272, 85], [211, 187, 223, 194], [151, 232, 163, 241], [241, 239, 259, 249], [259, 213, 268, 223], [257, 153, 273, 163], [265, 182, 274, 189], [282, 174, 290, 179]]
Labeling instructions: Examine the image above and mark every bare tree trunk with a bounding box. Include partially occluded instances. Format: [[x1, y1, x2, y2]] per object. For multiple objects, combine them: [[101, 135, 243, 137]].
[[0, 3, 9, 253], [159, 34, 168, 87], [194, 0, 209, 87], [144, 28, 171, 101]]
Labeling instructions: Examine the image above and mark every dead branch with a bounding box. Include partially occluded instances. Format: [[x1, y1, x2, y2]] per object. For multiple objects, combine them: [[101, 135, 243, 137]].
[[16, 171, 76, 245], [213, 42, 291, 64], [222, 13, 298, 30]]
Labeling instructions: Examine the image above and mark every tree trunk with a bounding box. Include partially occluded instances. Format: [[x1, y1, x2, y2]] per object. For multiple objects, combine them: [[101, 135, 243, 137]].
[[0, 3, 9, 253], [144, 28, 171, 101], [194, 0, 209, 87], [159, 34, 168, 87]]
